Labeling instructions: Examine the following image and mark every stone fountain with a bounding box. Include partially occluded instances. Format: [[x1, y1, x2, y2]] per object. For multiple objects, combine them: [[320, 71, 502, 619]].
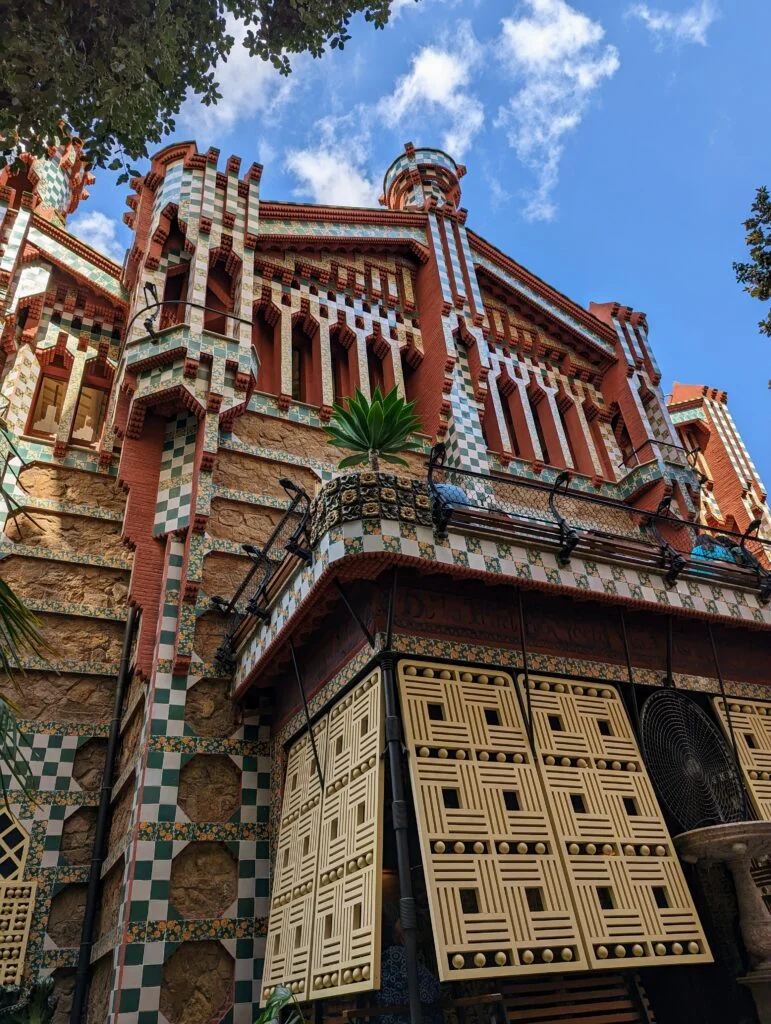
[[676, 821, 771, 1024]]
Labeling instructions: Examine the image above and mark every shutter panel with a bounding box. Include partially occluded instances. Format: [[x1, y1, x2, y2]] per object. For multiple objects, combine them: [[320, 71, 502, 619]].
[[263, 670, 384, 1003], [714, 696, 771, 819], [527, 675, 711, 969], [398, 660, 711, 982], [397, 660, 586, 980]]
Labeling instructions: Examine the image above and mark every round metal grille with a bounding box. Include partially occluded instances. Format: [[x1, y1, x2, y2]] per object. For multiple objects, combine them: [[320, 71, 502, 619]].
[[640, 689, 745, 833]]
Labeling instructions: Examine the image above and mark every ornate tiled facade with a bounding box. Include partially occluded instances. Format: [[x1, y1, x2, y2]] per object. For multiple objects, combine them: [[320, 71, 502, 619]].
[[0, 140, 768, 1024]]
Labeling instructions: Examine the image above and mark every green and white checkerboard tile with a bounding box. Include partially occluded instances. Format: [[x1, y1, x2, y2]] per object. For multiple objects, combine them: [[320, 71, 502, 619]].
[[153, 412, 199, 535]]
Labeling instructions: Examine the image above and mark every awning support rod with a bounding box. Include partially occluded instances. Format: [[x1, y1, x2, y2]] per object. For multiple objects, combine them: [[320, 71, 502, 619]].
[[289, 638, 325, 792]]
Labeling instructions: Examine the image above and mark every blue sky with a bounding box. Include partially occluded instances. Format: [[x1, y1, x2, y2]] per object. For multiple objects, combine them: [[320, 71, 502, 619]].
[[69, 0, 771, 485]]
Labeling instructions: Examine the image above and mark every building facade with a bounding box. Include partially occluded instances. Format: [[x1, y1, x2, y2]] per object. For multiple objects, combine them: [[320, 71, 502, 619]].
[[0, 142, 769, 1024]]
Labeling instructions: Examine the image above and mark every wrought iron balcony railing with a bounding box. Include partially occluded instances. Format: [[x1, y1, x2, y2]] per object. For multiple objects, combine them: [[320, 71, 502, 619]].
[[212, 478, 312, 669], [428, 443, 771, 602]]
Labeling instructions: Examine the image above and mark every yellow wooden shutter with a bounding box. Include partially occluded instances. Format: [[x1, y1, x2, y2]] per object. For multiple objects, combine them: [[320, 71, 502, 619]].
[[397, 660, 586, 980], [398, 660, 711, 982], [527, 675, 711, 970], [262, 670, 385, 1003], [714, 696, 771, 820]]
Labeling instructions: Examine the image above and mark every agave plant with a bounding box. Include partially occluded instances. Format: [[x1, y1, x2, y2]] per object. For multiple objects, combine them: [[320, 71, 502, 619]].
[[324, 387, 422, 471], [254, 985, 304, 1024]]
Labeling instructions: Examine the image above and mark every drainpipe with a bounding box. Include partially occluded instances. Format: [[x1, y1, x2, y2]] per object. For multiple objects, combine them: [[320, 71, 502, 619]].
[[380, 652, 422, 1024], [380, 569, 421, 1024], [70, 605, 139, 1024]]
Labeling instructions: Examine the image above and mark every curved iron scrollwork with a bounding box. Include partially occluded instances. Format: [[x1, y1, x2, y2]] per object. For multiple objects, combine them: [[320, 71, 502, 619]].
[[213, 478, 312, 670], [644, 494, 688, 586], [427, 442, 453, 538], [548, 471, 580, 566]]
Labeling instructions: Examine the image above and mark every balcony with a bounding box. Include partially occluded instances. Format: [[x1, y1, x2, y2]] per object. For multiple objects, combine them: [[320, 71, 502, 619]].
[[217, 447, 771, 689], [427, 444, 771, 598]]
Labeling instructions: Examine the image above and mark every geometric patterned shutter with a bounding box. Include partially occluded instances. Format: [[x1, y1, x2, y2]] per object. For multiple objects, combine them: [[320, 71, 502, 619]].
[[262, 670, 385, 1004], [0, 811, 36, 987], [527, 675, 712, 971], [262, 717, 328, 1002], [397, 660, 586, 981], [713, 696, 771, 820], [397, 660, 711, 983], [312, 670, 384, 998]]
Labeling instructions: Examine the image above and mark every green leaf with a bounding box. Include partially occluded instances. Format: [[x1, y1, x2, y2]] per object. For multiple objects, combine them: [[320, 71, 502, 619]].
[[337, 453, 369, 468]]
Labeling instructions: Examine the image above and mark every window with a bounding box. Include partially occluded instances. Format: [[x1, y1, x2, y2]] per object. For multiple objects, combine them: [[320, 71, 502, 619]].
[[70, 385, 108, 446], [611, 409, 635, 466], [28, 376, 66, 437], [330, 337, 351, 402], [528, 392, 551, 464], [367, 346, 386, 396], [292, 343, 303, 401], [500, 389, 520, 457], [204, 263, 233, 335]]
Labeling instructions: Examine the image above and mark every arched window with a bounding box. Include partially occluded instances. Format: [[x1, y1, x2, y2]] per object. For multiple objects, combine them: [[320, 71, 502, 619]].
[[253, 308, 278, 394], [27, 352, 70, 439], [611, 408, 635, 467], [160, 264, 189, 330], [70, 361, 112, 447], [291, 324, 318, 404], [367, 346, 386, 396], [499, 387, 520, 458], [204, 263, 233, 335], [528, 392, 551, 464], [330, 337, 353, 403]]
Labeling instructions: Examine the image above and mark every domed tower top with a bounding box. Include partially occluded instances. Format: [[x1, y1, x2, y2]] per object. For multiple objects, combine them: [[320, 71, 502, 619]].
[[0, 139, 95, 227], [380, 143, 466, 212]]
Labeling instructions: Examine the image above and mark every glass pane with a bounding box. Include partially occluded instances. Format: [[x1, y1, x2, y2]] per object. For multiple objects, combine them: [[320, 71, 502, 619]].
[[71, 385, 108, 445], [30, 377, 66, 436], [292, 346, 302, 401]]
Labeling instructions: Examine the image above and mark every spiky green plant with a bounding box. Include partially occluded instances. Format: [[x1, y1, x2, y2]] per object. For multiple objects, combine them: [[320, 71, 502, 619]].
[[324, 387, 422, 471], [254, 985, 304, 1024]]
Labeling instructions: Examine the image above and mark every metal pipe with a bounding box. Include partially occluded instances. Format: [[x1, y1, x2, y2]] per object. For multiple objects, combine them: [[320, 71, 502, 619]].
[[379, 568, 421, 1024], [516, 588, 536, 755], [380, 652, 422, 1024], [618, 608, 642, 739], [665, 614, 674, 687], [70, 605, 138, 1024]]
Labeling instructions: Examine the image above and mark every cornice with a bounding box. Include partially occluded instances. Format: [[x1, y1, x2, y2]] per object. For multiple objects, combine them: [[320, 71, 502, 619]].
[[259, 201, 427, 228], [31, 213, 124, 282], [468, 230, 617, 353]]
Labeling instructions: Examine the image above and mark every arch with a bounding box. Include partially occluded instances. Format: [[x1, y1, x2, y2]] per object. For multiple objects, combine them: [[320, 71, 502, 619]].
[[204, 260, 234, 335], [328, 323, 358, 404], [555, 391, 595, 477], [291, 313, 321, 406], [26, 345, 73, 439], [253, 304, 280, 395], [365, 332, 394, 397]]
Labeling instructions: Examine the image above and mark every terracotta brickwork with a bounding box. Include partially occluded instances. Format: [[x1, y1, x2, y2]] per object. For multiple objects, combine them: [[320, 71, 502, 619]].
[[0, 140, 768, 1024], [668, 383, 771, 555]]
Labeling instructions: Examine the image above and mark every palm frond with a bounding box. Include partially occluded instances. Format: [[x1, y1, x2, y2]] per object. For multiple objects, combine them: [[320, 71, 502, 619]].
[[0, 578, 46, 678]]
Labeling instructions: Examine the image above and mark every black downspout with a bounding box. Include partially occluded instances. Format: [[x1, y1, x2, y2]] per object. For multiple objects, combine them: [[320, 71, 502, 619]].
[[381, 653, 422, 1024], [381, 569, 422, 1024], [70, 605, 138, 1024]]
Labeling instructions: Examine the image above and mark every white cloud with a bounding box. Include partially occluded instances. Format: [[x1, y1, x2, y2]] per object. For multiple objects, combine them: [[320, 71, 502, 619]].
[[627, 0, 719, 46], [179, 17, 296, 137], [495, 0, 619, 221], [68, 211, 126, 263], [377, 22, 484, 158], [285, 113, 380, 207]]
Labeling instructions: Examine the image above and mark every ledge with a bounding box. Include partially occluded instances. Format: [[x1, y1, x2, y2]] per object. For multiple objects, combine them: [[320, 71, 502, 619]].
[[231, 475, 771, 696]]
